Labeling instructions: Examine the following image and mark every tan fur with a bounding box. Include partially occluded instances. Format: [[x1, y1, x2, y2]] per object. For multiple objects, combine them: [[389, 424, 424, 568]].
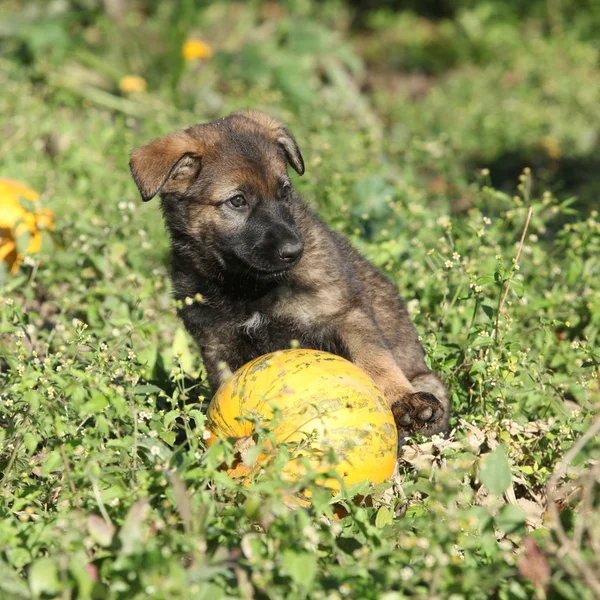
[[129, 131, 203, 201]]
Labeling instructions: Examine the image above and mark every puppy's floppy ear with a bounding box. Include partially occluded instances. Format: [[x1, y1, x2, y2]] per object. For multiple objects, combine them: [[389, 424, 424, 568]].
[[275, 126, 305, 176], [235, 110, 305, 176], [129, 130, 202, 201]]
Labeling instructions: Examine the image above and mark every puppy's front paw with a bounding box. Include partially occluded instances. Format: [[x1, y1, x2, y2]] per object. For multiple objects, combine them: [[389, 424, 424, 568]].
[[391, 392, 446, 438]]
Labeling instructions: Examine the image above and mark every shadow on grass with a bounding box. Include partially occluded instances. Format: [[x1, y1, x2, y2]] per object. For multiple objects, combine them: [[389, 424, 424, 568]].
[[476, 147, 600, 215]]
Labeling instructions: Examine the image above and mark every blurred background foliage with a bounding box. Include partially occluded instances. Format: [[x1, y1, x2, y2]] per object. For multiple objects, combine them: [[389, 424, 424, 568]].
[[2, 0, 600, 214]]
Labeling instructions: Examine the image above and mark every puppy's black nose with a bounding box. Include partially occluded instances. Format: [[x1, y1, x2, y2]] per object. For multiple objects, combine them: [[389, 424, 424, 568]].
[[278, 239, 304, 263]]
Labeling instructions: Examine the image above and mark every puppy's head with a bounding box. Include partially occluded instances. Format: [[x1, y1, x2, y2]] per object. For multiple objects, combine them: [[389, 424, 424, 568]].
[[129, 110, 305, 279]]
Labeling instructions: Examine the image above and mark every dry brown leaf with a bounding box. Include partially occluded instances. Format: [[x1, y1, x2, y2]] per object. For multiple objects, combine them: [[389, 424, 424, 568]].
[[517, 537, 550, 593], [486, 430, 499, 450], [517, 498, 545, 530], [234, 436, 256, 463], [458, 419, 485, 452]]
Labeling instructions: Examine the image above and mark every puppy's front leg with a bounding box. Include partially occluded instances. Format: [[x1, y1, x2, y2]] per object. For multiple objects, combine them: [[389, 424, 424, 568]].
[[337, 308, 446, 437]]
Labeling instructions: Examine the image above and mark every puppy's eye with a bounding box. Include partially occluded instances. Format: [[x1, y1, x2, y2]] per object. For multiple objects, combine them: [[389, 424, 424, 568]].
[[227, 195, 248, 210], [281, 183, 292, 200]]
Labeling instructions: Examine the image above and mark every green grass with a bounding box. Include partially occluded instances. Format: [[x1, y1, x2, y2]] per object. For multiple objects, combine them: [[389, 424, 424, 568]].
[[1, 1, 599, 598]]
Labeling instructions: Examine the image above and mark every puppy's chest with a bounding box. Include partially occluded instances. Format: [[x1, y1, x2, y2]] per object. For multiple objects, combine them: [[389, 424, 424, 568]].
[[239, 311, 269, 336], [237, 285, 328, 345], [237, 309, 337, 357], [244, 284, 316, 325]]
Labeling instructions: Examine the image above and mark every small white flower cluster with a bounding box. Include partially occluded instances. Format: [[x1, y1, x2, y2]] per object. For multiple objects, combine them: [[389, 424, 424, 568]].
[[559, 424, 570, 435], [431, 433, 444, 445], [424, 555, 436, 568], [118, 201, 136, 211], [302, 525, 320, 551], [330, 521, 343, 536], [72, 318, 88, 330], [138, 410, 153, 424]]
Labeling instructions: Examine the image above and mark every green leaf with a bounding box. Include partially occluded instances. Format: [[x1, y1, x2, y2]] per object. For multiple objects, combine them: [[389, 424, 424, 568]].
[[163, 410, 180, 428], [375, 506, 393, 529], [496, 504, 526, 534], [479, 275, 496, 285], [109, 394, 128, 416], [29, 558, 60, 596], [282, 550, 317, 588], [6, 547, 30, 569], [211, 471, 240, 490], [480, 446, 512, 496], [0, 559, 29, 598], [96, 415, 110, 435], [41, 449, 62, 476], [481, 303, 495, 320], [23, 390, 40, 411], [80, 393, 108, 416], [172, 327, 193, 373], [68, 553, 95, 599], [188, 410, 206, 429], [510, 279, 525, 297], [119, 498, 150, 556], [337, 479, 372, 500], [87, 514, 115, 547], [22, 432, 38, 455], [159, 430, 176, 446], [109, 242, 128, 268], [134, 384, 165, 396], [15, 230, 31, 256], [472, 334, 494, 347]]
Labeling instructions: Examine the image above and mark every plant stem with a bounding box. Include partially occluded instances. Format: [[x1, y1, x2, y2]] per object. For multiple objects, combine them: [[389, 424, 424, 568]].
[[495, 206, 533, 341]]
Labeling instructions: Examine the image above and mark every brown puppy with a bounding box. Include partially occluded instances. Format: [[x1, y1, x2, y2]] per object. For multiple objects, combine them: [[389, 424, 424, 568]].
[[130, 110, 450, 437]]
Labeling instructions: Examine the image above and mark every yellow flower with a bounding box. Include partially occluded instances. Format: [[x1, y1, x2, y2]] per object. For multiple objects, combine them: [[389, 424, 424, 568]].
[[0, 178, 54, 274], [182, 39, 213, 61], [119, 75, 147, 93]]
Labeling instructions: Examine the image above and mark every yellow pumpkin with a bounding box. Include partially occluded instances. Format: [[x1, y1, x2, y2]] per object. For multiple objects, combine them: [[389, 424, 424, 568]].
[[0, 177, 54, 274], [206, 349, 398, 491]]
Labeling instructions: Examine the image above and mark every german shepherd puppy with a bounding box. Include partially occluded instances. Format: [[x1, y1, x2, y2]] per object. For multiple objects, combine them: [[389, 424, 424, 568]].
[[130, 110, 450, 437]]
